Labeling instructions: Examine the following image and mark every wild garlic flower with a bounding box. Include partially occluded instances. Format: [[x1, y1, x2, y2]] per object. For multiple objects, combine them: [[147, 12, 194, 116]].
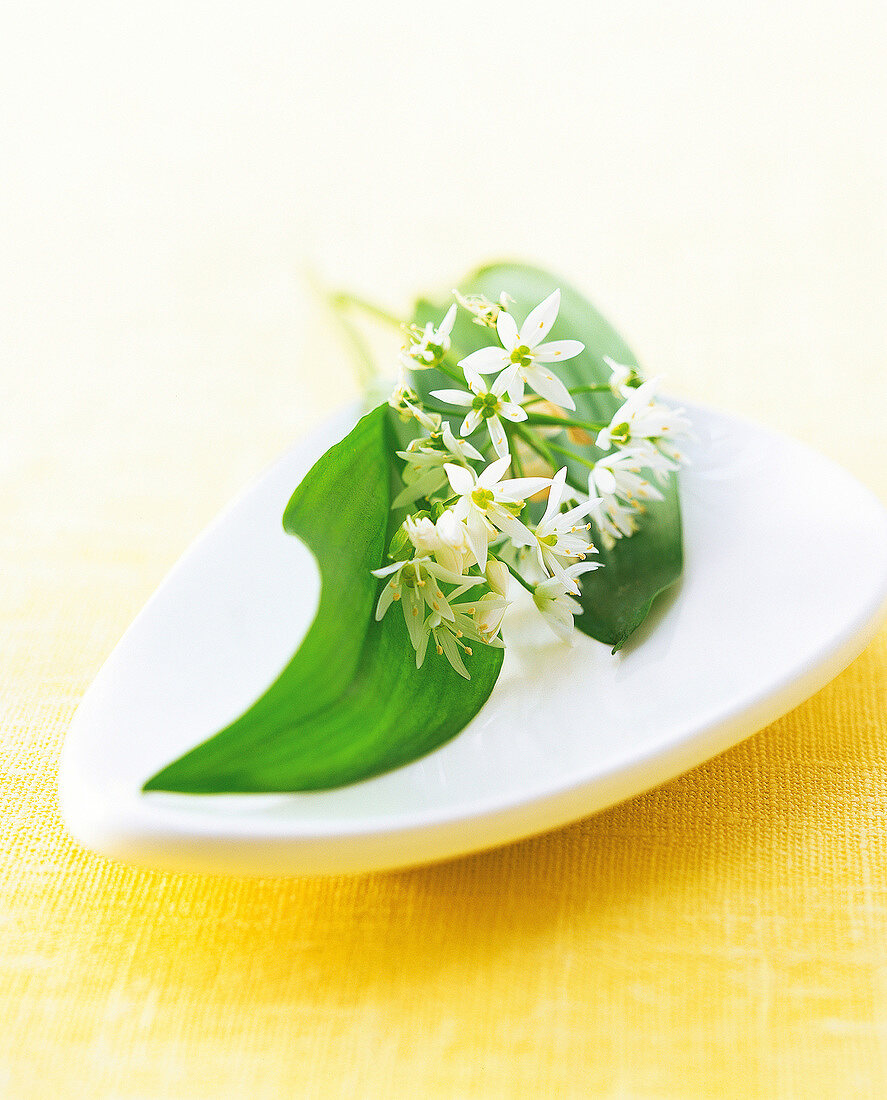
[[431, 371, 527, 458], [457, 289, 584, 410], [443, 455, 549, 570], [393, 425, 484, 509], [596, 378, 692, 465], [603, 355, 642, 397], [587, 447, 665, 509], [452, 289, 513, 329], [455, 559, 511, 645], [583, 449, 663, 549], [415, 604, 483, 679], [388, 384, 442, 434], [403, 510, 471, 577], [590, 498, 639, 550], [527, 468, 600, 591], [401, 304, 457, 369], [532, 563, 598, 644], [372, 555, 482, 653]]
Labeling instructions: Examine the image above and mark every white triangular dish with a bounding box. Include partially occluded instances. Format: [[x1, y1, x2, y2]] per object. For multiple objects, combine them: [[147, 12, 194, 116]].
[[60, 401, 887, 876]]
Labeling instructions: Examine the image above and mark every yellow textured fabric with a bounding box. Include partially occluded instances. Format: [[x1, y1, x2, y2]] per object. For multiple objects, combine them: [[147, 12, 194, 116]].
[[3, 3, 887, 1096]]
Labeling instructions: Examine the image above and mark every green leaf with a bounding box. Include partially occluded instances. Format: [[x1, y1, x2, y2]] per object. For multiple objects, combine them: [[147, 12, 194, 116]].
[[410, 261, 683, 652], [143, 405, 503, 793]]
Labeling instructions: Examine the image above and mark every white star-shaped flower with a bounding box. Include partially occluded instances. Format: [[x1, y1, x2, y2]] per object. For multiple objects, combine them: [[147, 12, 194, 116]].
[[455, 559, 511, 645], [402, 509, 471, 577], [452, 289, 514, 329], [372, 554, 482, 653], [583, 447, 674, 548], [402, 304, 458, 370], [443, 455, 549, 570], [588, 447, 665, 508], [456, 289, 584, 410], [388, 384, 443, 434], [596, 378, 693, 465], [603, 355, 642, 397], [431, 371, 527, 458], [415, 603, 483, 678], [393, 425, 484, 509], [528, 468, 601, 591], [532, 562, 599, 644]]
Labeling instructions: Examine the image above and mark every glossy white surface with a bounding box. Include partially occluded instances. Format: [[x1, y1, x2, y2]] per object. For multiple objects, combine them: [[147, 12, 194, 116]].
[[60, 403, 887, 876]]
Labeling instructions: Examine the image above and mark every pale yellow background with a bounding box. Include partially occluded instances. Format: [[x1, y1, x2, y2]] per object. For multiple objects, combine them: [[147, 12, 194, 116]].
[[2, 2, 887, 1097]]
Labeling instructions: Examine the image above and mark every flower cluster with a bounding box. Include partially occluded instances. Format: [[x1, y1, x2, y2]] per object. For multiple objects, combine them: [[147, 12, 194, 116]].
[[376, 289, 692, 676]]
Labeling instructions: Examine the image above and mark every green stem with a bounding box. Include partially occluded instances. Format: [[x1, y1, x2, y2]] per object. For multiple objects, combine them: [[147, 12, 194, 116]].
[[513, 424, 555, 470], [422, 399, 461, 417], [502, 561, 536, 595], [433, 360, 466, 384], [506, 426, 525, 477], [546, 442, 597, 471], [568, 383, 614, 395], [328, 290, 403, 331], [524, 412, 607, 432], [324, 299, 378, 388], [513, 427, 589, 496], [520, 384, 612, 411]]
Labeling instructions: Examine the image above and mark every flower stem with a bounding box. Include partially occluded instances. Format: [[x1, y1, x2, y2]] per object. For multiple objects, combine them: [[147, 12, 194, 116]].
[[502, 561, 536, 595], [520, 385, 612, 411], [434, 360, 466, 384], [546, 441, 597, 471], [328, 290, 403, 331], [512, 423, 555, 470], [324, 298, 378, 388], [568, 383, 614, 395], [513, 427, 589, 495], [524, 412, 607, 432], [506, 426, 526, 477]]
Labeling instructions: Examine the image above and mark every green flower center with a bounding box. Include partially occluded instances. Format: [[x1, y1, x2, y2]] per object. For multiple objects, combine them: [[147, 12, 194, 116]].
[[510, 344, 533, 368], [472, 392, 501, 419], [539, 533, 558, 547], [471, 488, 495, 510], [610, 422, 631, 446]]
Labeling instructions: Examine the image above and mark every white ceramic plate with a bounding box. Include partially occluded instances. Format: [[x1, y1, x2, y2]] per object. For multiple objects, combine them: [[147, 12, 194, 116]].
[[60, 402, 887, 876]]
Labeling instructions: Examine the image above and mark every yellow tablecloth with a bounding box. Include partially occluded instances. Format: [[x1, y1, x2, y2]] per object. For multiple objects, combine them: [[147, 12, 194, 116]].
[[3, 3, 887, 1096]]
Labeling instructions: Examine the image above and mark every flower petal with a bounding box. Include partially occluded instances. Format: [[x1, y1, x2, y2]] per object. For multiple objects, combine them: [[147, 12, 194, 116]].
[[497, 402, 528, 423], [542, 468, 568, 524], [444, 462, 475, 495], [430, 388, 474, 407], [522, 365, 576, 411], [506, 373, 525, 404], [491, 511, 535, 547], [438, 303, 457, 337], [461, 410, 481, 436], [371, 560, 405, 578], [532, 339, 585, 364], [477, 454, 512, 488], [458, 346, 509, 375], [438, 629, 470, 679], [487, 415, 509, 458], [519, 289, 560, 348], [497, 476, 551, 501], [466, 507, 490, 570], [495, 308, 519, 351], [402, 588, 425, 651], [375, 581, 395, 621], [442, 423, 483, 461], [415, 619, 431, 668]]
